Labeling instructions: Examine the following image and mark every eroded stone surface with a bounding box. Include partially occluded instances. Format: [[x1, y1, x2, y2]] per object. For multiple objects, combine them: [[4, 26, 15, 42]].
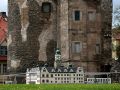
[[8, 0, 112, 73]]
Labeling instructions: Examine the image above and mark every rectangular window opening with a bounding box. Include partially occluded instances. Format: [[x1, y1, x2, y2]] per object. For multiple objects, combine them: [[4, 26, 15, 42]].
[[0, 46, 7, 56], [42, 3, 52, 13], [74, 10, 80, 21], [72, 42, 82, 53], [88, 11, 96, 21]]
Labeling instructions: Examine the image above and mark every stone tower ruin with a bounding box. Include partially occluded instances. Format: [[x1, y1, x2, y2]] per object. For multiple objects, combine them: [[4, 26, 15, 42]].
[[8, 0, 112, 73]]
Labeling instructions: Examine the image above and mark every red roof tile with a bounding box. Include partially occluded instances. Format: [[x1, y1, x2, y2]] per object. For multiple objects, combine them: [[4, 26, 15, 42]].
[[0, 16, 7, 44]]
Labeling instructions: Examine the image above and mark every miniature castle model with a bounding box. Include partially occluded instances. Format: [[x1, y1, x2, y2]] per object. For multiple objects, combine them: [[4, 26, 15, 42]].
[[26, 49, 84, 84], [26, 49, 111, 84], [26, 66, 84, 84]]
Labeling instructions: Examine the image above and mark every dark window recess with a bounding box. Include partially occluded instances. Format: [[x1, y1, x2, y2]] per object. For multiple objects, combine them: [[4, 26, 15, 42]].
[[0, 64, 1, 74], [46, 74, 49, 77], [43, 69, 46, 72], [46, 80, 49, 83], [96, 44, 100, 54], [51, 74, 53, 77], [3, 64, 7, 73], [0, 46, 7, 56], [42, 74, 45, 77], [74, 11, 80, 21], [42, 80, 45, 83], [42, 2, 52, 13]]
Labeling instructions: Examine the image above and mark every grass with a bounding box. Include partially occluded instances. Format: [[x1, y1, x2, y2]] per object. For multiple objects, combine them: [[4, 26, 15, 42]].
[[0, 84, 120, 90]]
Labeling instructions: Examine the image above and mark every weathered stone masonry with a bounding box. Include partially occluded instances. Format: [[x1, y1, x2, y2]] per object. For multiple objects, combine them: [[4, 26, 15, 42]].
[[8, 0, 58, 72], [8, 0, 112, 73]]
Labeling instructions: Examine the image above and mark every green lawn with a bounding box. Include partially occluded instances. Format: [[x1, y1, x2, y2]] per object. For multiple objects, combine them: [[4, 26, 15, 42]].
[[0, 84, 120, 90]]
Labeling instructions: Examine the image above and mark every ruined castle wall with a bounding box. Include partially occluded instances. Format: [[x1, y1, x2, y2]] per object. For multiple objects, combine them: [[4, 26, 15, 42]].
[[8, 0, 58, 72], [67, 0, 102, 72], [59, 0, 69, 61], [100, 0, 112, 64], [8, 0, 112, 72]]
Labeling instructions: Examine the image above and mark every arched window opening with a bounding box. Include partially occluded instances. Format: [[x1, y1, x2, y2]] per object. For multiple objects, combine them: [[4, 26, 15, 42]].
[[42, 80, 45, 83]]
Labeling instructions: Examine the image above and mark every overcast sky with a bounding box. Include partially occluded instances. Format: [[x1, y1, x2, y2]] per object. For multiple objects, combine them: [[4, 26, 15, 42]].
[[0, 0, 7, 12], [113, 0, 120, 9]]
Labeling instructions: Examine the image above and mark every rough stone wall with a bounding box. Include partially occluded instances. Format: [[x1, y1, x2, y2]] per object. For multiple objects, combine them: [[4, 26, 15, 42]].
[[67, 0, 102, 72], [8, 0, 112, 73], [59, 0, 69, 62], [100, 0, 112, 65], [8, 0, 22, 72], [8, 0, 57, 72], [65, 0, 112, 72]]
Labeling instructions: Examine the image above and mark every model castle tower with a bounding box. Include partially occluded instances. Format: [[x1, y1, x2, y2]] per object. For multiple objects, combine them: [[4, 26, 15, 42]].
[[54, 48, 61, 68]]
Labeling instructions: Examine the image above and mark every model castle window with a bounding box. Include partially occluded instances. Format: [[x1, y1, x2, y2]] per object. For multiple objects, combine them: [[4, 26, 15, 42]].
[[43, 68, 46, 72], [58, 69, 61, 72], [42, 74, 45, 77], [51, 69, 55, 72], [42, 2, 51, 13], [64, 69, 68, 72], [70, 69, 73, 72]]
